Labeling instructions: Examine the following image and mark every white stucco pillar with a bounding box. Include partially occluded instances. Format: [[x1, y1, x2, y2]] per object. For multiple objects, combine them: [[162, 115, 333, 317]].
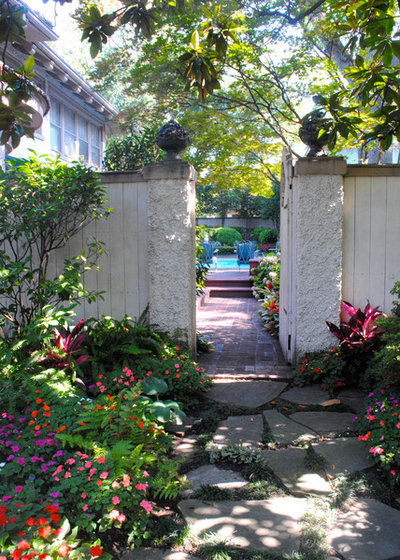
[[144, 160, 197, 357], [293, 157, 347, 357]]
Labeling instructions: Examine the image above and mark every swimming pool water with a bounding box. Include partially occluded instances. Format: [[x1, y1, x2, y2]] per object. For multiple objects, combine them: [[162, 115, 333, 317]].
[[214, 258, 246, 269]]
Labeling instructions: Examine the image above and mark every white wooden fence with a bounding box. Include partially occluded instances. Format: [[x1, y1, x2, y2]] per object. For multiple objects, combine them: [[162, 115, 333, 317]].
[[279, 154, 400, 362], [48, 161, 197, 356], [343, 167, 400, 313]]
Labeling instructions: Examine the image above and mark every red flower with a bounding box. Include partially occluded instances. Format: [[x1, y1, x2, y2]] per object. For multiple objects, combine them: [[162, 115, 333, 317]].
[[17, 541, 30, 550], [90, 546, 103, 558], [38, 526, 52, 539]]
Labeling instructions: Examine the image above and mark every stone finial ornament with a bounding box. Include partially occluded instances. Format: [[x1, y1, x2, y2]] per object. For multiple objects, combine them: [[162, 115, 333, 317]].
[[155, 120, 190, 159], [299, 109, 329, 157]]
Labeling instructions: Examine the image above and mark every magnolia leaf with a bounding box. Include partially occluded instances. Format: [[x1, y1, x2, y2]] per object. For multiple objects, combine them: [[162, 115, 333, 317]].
[[190, 29, 200, 51], [23, 55, 35, 74]]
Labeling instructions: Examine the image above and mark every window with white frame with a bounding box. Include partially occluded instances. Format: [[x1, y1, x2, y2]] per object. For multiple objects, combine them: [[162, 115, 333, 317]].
[[49, 97, 102, 167]]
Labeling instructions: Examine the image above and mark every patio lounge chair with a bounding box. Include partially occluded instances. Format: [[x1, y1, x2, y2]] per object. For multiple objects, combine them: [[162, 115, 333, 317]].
[[237, 242, 255, 265], [199, 242, 214, 264]]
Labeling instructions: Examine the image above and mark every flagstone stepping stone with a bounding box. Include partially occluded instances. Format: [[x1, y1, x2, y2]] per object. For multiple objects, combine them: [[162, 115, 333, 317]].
[[208, 380, 288, 408], [182, 464, 248, 497], [311, 438, 374, 477], [172, 435, 200, 464], [263, 410, 318, 443], [260, 447, 331, 496], [264, 365, 294, 381], [289, 411, 356, 435], [329, 498, 400, 560], [281, 384, 328, 405], [121, 549, 201, 560], [212, 415, 263, 449], [338, 388, 366, 413], [178, 497, 307, 553]]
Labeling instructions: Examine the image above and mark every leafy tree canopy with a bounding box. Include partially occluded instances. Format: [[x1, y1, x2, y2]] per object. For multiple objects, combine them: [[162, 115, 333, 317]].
[[1, 0, 400, 167]]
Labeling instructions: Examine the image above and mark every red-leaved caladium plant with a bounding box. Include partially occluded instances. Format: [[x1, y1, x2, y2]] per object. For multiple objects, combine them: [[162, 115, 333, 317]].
[[326, 301, 382, 354], [44, 319, 90, 370]]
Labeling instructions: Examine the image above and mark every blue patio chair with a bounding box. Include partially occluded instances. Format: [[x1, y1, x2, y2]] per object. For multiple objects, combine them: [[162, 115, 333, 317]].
[[199, 242, 213, 264], [236, 242, 255, 265]]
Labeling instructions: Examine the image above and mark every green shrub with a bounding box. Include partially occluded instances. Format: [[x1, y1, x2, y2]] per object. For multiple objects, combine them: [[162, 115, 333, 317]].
[[80, 315, 211, 411], [293, 348, 358, 395], [362, 315, 400, 391], [214, 227, 242, 246], [216, 245, 235, 255], [0, 155, 108, 335], [258, 227, 278, 244], [103, 126, 163, 171]]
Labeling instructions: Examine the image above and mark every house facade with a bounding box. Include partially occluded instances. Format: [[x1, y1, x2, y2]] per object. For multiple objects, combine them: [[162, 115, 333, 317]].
[[2, 2, 117, 166]]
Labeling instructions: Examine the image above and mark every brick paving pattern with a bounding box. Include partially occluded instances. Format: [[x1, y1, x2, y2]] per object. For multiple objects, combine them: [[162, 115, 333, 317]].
[[197, 297, 292, 380]]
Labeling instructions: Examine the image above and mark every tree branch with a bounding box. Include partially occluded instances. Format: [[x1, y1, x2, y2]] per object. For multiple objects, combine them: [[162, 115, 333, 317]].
[[255, 0, 328, 24]]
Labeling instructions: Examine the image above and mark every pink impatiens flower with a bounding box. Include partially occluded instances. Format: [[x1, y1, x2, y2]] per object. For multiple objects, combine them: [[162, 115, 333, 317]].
[[140, 500, 153, 513], [109, 509, 120, 520], [112, 496, 120, 505], [369, 446, 384, 455]]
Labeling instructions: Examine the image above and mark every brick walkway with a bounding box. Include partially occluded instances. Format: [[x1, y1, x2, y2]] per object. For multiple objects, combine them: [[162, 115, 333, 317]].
[[197, 297, 292, 380]]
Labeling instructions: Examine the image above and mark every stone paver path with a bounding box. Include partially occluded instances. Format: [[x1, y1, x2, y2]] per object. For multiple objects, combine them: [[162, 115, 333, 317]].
[[209, 379, 287, 407], [263, 409, 317, 443], [168, 295, 400, 560], [212, 414, 264, 449], [183, 464, 248, 497], [197, 296, 292, 380], [288, 411, 356, 435], [179, 497, 307, 554], [260, 447, 332, 496], [329, 498, 400, 560]]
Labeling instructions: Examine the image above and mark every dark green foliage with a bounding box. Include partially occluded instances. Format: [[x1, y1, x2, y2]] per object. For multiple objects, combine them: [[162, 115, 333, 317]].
[[196, 240, 210, 295], [0, 155, 108, 335], [391, 281, 400, 317], [214, 227, 242, 246], [215, 245, 235, 255], [362, 315, 400, 391], [79, 314, 211, 411], [103, 126, 163, 171], [80, 314, 165, 382], [293, 348, 359, 395], [258, 228, 278, 244]]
